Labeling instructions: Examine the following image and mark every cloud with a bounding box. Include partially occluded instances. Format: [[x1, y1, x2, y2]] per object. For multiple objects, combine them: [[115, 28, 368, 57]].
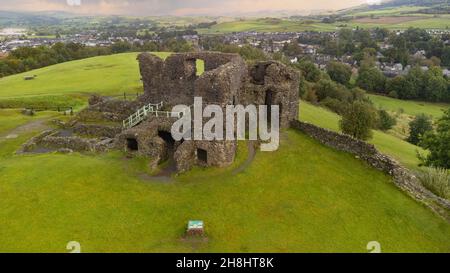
[[0, 0, 369, 16]]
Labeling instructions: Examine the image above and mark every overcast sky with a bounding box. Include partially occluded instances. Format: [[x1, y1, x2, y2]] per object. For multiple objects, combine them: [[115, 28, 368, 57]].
[[0, 0, 382, 16]]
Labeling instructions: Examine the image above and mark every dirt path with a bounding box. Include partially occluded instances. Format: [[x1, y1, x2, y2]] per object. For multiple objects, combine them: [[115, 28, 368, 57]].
[[232, 141, 257, 175], [139, 141, 258, 183], [0, 119, 51, 142]]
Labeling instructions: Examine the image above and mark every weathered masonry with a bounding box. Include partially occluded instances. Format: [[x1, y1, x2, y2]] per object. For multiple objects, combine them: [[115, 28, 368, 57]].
[[114, 52, 300, 173]]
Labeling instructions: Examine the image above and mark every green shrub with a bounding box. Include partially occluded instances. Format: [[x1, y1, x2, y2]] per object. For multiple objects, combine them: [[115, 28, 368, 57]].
[[407, 113, 433, 145], [376, 109, 397, 131], [302, 89, 318, 104], [418, 168, 450, 200], [388, 91, 399, 98], [340, 101, 377, 140], [320, 97, 348, 115]]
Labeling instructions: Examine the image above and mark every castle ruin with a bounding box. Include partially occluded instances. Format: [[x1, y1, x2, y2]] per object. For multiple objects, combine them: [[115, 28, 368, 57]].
[[23, 52, 300, 174], [116, 52, 300, 173]]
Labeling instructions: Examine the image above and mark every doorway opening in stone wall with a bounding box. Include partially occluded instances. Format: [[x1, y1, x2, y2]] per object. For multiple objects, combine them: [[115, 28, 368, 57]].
[[197, 148, 208, 164], [155, 130, 177, 177], [158, 130, 175, 148], [127, 138, 139, 151], [265, 90, 281, 124]]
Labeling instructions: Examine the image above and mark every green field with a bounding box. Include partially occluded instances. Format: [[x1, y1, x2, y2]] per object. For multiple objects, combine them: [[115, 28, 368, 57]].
[[0, 52, 206, 108], [0, 52, 172, 99], [350, 6, 429, 16], [1, 54, 449, 252], [300, 102, 426, 169], [197, 15, 450, 34], [198, 18, 338, 34], [1, 109, 450, 252], [369, 94, 449, 119]]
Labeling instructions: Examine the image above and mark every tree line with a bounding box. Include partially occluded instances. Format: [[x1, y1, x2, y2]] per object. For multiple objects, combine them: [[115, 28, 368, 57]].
[[0, 39, 193, 78]]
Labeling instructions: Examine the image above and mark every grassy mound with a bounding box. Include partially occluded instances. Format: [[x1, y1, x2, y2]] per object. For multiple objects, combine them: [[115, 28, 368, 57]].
[[0, 111, 449, 252], [0, 52, 174, 99]]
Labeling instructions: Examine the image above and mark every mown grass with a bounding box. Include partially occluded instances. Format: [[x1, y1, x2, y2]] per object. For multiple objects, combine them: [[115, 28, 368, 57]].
[[369, 94, 449, 119], [0, 95, 86, 110], [0, 109, 57, 135], [299, 102, 426, 169], [0, 53, 144, 98], [1, 116, 449, 252], [1, 53, 449, 253], [0, 52, 203, 109]]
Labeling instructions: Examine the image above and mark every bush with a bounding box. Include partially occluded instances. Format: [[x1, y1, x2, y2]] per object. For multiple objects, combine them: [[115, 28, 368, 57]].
[[388, 91, 399, 98], [356, 66, 386, 93], [326, 61, 352, 85], [418, 168, 450, 200], [314, 79, 351, 102], [420, 108, 450, 168], [302, 89, 318, 104], [294, 60, 321, 83], [377, 109, 397, 131], [340, 101, 377, 140], [320, 97, 348, 115], [407, 114, 433, 145]]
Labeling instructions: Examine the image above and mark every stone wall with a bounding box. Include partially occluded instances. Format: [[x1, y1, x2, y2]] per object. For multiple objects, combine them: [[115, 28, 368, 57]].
[[73, 124, 122, 138], [138, 52, 246, 108], [78, 97, 140, 122], [137, 52, 300, 129], [291, 120, 450, 221], [21, 129, 114, 154]]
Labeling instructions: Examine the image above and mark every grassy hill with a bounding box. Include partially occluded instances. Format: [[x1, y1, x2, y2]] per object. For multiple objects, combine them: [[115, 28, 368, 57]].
[[0, 109, 449, 252], [197, 0, 449, 34], [0, 52, 174, 109], [197, 15, 450, 34], [0, 52, 151, 99], [0, 54, 449, 252], [299, 102, 427, 169], [368, 94, 449, 119]]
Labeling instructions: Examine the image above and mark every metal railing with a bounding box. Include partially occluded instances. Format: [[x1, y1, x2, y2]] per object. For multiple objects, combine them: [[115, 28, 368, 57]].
[[123, 102, 193, 129]]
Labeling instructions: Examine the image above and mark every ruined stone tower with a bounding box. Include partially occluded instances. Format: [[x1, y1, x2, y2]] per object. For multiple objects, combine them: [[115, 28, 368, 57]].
[[117, 52, 300, 173]]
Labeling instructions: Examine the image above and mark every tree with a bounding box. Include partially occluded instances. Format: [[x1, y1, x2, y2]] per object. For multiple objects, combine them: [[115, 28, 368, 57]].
[[326, 61, 352, 85], [420, 108, 450, 169], [314, 79, 351, 102], [405, 65, 426, 100], [294, 60, 321, 83], [386, 76, 415, 99], [376, 109, 397, 131], [424, 66, 447, 102], [407, 114, 433, 145], [442, 46, 450, 67], [282, 42, 303, 57], [356, 65, 386, 93], [340, 101, 377, 140]]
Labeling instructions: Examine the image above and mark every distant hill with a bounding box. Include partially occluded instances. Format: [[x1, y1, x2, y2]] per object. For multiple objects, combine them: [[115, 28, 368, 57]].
[[0, 11, 65, 27], [379, 0, 447, 8], [339, 0, 449, 15]]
